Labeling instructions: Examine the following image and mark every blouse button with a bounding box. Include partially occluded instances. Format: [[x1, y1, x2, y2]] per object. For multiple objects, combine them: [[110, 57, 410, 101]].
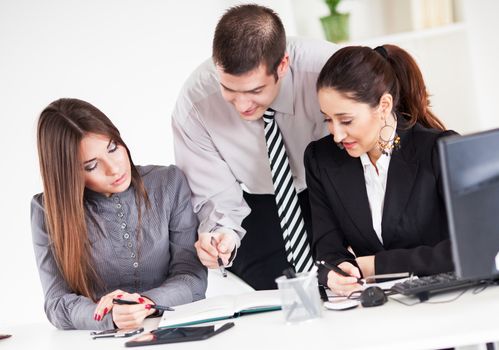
[[127, 242, 133, 248], [121, 222, 127, 229], [131, 253, 136, 258], [133, 262, 139, 268], [113, 197, 120, 203], [118, 212, 124, 218], [123, 233, 130, 239], [116, 203, 122, 209]]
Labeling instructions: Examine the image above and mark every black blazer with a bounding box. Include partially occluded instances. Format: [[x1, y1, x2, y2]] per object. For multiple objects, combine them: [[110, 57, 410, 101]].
[[304, 122, 456, 284]]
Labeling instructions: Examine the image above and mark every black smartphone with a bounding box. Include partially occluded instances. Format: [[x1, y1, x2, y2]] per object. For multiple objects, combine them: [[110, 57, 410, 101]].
[[124, 322, 234, 347], [90, 327, 144, 339]]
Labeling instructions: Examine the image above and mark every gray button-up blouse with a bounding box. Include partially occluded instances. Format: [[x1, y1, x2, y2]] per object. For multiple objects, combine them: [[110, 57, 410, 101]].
[[31, 165, 207, 330]]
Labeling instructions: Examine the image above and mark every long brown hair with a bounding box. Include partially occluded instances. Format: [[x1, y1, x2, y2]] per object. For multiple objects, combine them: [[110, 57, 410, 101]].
[[36, 98, 149, 300], [316, 44, 445, 130]]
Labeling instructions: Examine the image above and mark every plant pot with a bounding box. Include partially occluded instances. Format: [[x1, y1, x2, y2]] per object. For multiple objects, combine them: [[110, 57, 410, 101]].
[[320, 13, 350, 43]]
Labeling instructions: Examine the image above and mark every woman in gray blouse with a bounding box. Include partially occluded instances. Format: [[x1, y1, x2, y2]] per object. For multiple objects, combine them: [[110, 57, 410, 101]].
[[31, 98, 207, 330]]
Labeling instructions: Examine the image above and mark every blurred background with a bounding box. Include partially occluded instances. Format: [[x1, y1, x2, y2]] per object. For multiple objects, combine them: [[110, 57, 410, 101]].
[[1, 0, 498, 327]]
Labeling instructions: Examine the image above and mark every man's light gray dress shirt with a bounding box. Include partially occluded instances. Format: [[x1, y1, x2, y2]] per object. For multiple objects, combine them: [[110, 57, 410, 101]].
[[172, 37, 337, 245]]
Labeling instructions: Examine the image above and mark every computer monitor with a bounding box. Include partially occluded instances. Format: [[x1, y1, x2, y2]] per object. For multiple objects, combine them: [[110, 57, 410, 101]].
[[439, 128, 499, 280]]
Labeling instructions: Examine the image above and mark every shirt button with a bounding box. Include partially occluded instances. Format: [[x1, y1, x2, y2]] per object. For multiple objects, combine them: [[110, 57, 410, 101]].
[[123, 233, 130, 239], [121, 222, 127, 229], [118, 212, 124, 218], [133, 262, 139, 268], [113, 197, 120, 203], [127, 242, 133, 248], [116, 203, 122, 209], [131, 253, 136, 258]]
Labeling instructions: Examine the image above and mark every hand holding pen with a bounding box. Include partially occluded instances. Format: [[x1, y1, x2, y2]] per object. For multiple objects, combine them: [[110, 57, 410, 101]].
[[93, 291, 157, 329], [110, 295, 164, 329], [316, 260, 363, 296], [211, 236, 228, 277], [194, 232, 234, 272], [317, 260, 410, 284], [316, 260, 410, 296], [112, 298, 175, 312], [316, 260, 364, 285]]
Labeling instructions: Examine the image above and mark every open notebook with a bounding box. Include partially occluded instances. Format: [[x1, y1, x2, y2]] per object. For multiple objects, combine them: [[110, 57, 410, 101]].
[[159, 290, 281, 328]]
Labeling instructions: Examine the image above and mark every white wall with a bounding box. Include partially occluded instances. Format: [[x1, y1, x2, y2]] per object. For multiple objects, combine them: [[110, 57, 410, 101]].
[[458, 0, 499, 131], [351, 23, 477, 134], [1, 0, 498, 328]]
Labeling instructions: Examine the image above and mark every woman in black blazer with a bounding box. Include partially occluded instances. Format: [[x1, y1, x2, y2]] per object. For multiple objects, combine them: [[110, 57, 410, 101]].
[[305, 45, 456, 295]]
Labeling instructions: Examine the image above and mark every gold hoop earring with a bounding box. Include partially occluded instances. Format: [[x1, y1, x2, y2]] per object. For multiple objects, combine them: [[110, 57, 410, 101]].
[[377, 118, 401, 156]]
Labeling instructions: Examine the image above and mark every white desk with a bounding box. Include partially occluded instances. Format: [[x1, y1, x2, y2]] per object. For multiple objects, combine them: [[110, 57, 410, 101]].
[[3, 285, 499, 350]]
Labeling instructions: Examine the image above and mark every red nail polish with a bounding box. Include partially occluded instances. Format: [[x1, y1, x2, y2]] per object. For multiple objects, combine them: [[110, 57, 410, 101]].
[[97, 314, 101, 321], [93, 314, 97, 320], [145, 304, 151, 310], [116, 294, 123, 298], [103, 308, 108, 315], [138, 297, 144, 303]]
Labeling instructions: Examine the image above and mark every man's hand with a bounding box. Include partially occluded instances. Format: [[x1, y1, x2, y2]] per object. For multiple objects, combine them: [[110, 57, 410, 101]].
[[194, 231, 236, 268]]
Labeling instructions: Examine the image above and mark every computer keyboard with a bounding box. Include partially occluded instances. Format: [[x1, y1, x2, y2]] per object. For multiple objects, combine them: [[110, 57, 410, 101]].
[[391, 272, 484, 300]]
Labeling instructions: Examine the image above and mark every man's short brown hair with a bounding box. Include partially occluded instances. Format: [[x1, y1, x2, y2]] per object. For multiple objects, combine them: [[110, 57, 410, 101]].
[[212, 4, 286, 77]]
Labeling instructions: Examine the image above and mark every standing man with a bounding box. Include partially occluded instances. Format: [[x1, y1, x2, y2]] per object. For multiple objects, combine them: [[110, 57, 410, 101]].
[[172, 4, 337, 289]]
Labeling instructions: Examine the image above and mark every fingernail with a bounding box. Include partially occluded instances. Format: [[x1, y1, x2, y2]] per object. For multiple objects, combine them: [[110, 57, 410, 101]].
[[116, 294, 123, 298], [97, 314, 101, 321], [219, 244, 226, 251], [145, 304, 151, 310], [103, 308, 108, 315], [93, 314, 97, 320], [138, 297, 144, 303]]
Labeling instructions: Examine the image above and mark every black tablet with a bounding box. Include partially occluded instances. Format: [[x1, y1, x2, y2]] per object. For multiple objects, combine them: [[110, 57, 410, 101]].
[[124, 322, 234, 347]]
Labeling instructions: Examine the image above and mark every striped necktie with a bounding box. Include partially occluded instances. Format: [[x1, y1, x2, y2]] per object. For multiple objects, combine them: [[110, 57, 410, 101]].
[[263, 108, 313, 273]]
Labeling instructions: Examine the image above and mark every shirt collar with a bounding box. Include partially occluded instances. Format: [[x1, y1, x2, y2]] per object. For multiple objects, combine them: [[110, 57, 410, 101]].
[[360, 152, 391, 174], [84, 184, 134, 205], [360, 152, 371, 168], [269, 67, 294, 116]]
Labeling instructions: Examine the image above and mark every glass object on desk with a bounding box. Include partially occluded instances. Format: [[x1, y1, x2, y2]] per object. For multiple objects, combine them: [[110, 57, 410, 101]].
[[275, 270, 322, 324]]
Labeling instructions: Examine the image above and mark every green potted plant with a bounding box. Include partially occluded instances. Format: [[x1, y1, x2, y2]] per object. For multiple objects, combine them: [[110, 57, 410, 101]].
[[320, 0, 349, 43]]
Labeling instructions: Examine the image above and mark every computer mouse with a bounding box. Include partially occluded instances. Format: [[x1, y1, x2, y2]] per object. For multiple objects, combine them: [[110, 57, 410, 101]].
[[359, 286, 387, 307]]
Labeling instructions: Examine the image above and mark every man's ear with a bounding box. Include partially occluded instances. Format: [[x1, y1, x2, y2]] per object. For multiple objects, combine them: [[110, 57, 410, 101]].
[[378, 93, 393, 119], [276, 53, 289, 79]]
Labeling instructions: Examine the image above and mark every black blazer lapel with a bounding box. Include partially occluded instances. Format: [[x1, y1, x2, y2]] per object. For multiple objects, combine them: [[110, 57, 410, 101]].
[[381, 127, 419, 245], [326, 156, 384, 249]]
